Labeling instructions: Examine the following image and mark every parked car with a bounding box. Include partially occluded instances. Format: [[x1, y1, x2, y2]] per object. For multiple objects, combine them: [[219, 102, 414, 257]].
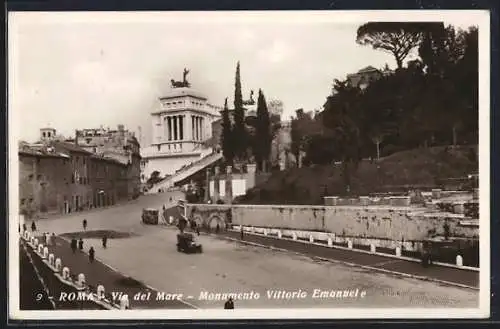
[[176, 233, 202, 253], [142, 208, 159, 225]]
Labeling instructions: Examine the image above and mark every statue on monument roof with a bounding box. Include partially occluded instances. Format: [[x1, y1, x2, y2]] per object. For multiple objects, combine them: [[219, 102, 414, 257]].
[[242, 90, 255, 106], [171, 68, 191, 88]]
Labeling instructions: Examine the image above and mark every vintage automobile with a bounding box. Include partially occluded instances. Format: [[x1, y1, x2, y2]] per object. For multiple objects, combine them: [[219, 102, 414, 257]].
[[176, 233, 203, 253], [142, 208, 159, 225], [420, 237, 458, 267]]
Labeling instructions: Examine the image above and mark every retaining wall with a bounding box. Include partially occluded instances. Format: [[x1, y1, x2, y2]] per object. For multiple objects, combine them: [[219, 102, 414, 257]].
[[186, 204, 478, 241]]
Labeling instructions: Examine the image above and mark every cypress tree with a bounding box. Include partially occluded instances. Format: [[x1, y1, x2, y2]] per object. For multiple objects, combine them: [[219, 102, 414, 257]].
[[233, 61, 247, 161], [256, 89, 272, 171], [221, 98, 233, 165]]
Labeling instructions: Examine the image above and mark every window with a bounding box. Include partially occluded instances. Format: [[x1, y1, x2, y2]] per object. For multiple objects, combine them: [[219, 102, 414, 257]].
[[21, 198, 25, 205], [71, 175, 75, 184], [157, 145, 161, 151], [48, 132, 51, 137], [28, 174, 33, 181], [37, 174, 42, 181]]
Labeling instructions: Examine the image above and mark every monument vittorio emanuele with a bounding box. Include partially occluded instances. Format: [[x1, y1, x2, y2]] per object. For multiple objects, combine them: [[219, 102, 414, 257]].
[[140, 69, 223, 188]]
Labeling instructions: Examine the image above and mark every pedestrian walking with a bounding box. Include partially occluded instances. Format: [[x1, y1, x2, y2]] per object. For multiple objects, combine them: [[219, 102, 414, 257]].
[[78, 238, 84, 251], [22, 223, 27, 233], [31, 220, 37, 232], [240, 226, 244, 240], [102, 236, 108, 249], [83, 219, 87, 231], [196, 227, 200, 236], [89, 247, 95, 263], [224, 297, 234, 309], [71, 238, 77, 254], [216, 223, 220, 234]]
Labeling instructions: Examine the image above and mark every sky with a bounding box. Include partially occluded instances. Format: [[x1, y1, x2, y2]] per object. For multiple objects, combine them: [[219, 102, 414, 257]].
[[8, 11, 484, 144]]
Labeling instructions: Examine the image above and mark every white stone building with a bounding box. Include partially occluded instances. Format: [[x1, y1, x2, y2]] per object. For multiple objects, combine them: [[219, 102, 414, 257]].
[[140, 87, 222, 182]]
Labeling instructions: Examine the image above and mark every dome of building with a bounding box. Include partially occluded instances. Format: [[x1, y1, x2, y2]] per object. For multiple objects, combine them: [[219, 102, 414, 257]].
[[159, 87, 208, 100]]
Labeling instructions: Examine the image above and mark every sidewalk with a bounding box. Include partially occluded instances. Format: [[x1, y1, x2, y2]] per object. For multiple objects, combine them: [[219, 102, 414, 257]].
[[43, 236, 195, 309], [215, 230, 479, 289]]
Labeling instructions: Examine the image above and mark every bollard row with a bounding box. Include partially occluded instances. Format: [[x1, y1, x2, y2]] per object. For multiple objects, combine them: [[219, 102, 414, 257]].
[[238, 225, 469, 268], [25, 237, 124, 309]]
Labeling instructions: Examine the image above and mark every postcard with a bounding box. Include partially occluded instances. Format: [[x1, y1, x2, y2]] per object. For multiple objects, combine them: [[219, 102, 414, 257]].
[[8, 9, 490, 320]]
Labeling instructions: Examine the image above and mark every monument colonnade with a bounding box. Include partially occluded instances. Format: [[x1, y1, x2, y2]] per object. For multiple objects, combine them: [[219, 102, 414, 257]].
[[162, 113, 205, 142]]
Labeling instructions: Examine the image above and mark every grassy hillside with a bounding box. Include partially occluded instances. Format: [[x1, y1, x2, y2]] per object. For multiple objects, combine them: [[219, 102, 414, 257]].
[[235, 145, 478, 205]]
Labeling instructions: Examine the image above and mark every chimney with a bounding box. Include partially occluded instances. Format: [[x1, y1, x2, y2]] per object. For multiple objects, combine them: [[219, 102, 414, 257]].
[[74, 129, 79, 145]]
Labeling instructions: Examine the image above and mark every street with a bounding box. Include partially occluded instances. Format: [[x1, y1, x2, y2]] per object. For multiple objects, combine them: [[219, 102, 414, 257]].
[[30, 193, 479, 309]]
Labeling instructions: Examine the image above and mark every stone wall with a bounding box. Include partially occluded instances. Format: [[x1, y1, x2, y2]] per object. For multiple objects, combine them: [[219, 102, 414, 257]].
[[186, 203, 478, 241]]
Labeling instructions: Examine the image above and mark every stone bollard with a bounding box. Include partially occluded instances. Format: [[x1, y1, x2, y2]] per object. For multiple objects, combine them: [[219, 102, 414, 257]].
[[292, 232, 297, 241], [55, 258, 62, 272], [309, 235, 314, 243], [347, 240, 353, 249], [48, 254, 54, 266], [359, 196, 370, 206], [432, 189, 442, 200], [277, 231, 282, 239], [78, 273, 86, 287], [120, 295, 130, 310], [169, 216, 174, 224], [62, 267, 70, 280], [97, 285, 105, 300], [34, 238, 39, 247], [30, 236, 35, 245], [327, 237, 333, 247], [456, 255, 463, 267], [473, 188, 479, 200], [43, 247, 49, 259], [370, 244, 376, 253], [24, 231, 29, 240], [38, 244, 44, 254], [395, 246, 402, 257]]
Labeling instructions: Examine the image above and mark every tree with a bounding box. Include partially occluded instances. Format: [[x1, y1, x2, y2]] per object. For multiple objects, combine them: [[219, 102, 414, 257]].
[[254, 89, 272, 171], [356, 22, 430, 68], [221, 98, 234, 164], [233, 61, 247, 161], [322, 79, 364, 192]]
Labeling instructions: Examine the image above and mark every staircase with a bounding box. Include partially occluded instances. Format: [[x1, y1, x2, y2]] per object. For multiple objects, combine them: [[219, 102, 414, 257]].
[[147, 152, 223, 193]]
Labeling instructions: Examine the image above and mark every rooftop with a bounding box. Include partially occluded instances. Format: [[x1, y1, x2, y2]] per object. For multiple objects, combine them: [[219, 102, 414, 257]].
[[159, 87, 208, 101]]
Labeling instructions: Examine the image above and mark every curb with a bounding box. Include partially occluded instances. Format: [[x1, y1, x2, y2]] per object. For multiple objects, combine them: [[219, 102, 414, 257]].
[[216, 235, 479, 291], [230, 229, 479, 272]]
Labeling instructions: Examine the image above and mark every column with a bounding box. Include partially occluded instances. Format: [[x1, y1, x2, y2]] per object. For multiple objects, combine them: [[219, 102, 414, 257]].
[[168, 117, 172, 141], [179, 115, 184, 140], [200, 117, 204, 140], [213, 167, 220, 202], [183, 115, 188, 141], [195, 116, 199, 140], [191, 116, 195, 141], [173, 116, 178, 141], [164, 117, 168, 141], [225, 165, 233, 204]]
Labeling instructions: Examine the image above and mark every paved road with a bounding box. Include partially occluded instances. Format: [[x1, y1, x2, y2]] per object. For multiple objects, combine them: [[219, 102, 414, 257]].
[[32, 193, 479, 309]]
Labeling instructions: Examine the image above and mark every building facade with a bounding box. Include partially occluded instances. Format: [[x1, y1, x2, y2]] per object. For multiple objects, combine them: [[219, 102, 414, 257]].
[[19, 129, 137, 218], [75, 124, 141, 199], [140, 87, 222, 180], [346, 65, 392, 90]]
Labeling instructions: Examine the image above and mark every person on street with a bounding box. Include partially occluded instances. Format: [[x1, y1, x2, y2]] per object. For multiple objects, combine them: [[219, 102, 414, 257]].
[[31, 220, 37, 232], [89, 247, 95, 263], [216, 223, 220, 234], [224, 297, 234, 309], [240, 226, 244, 240], [71, 238, 77, 254], [102, 236, 108, 249], [78, 238, 84, 251], [83, 219, 88, 231], [22, 223, 27, 233]]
